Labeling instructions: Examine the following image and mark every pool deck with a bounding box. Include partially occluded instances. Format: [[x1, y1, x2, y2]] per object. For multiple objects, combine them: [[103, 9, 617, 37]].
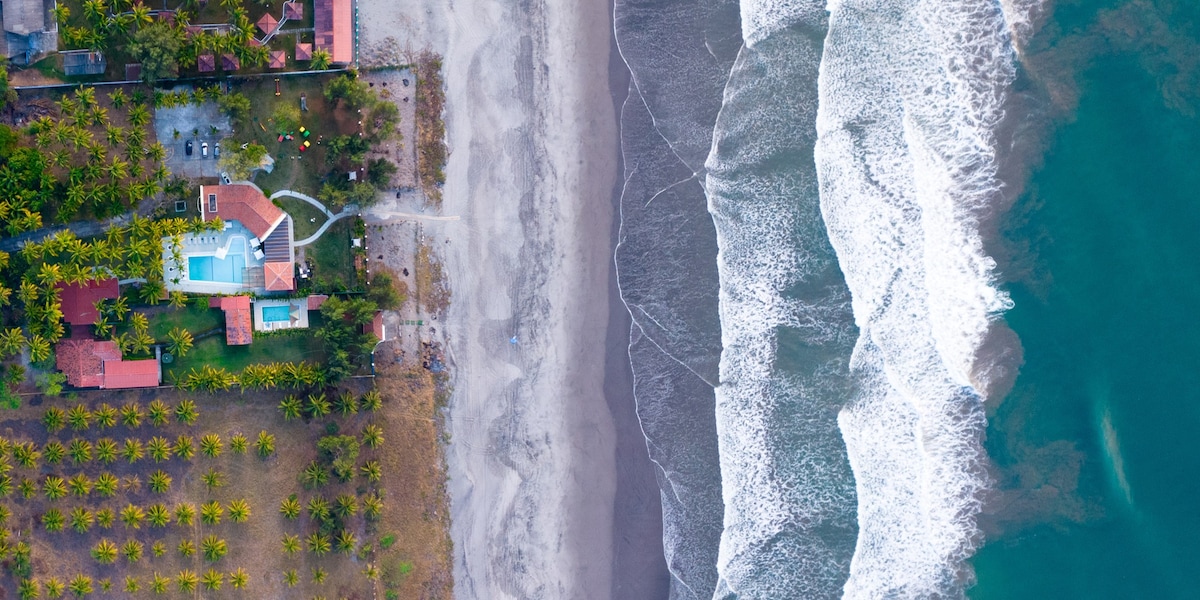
[[164, 221, 270, 295]]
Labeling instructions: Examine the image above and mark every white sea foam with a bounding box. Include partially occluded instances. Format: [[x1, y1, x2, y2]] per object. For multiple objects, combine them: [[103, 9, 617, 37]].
[[815, 0, 1027, 596]]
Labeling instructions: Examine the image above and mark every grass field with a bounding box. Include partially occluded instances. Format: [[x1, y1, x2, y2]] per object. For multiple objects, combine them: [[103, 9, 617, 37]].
[[305, 219, 356, 292], [274, 197, 328, 240], [165, 332, 323, 379], [143, 304, 224, 342]]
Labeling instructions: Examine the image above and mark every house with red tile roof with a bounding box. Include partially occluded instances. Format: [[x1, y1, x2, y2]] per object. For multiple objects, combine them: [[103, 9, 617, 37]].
[[55, 338, 160, 389], [58, 279, 120, 327], [200, 184, 287, 241], [263, 261, 294, 292], [210, 296, 253, 345], [314, 0, 353, 64]]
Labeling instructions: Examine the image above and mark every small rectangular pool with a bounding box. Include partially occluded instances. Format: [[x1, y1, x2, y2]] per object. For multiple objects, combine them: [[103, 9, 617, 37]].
[[189, 254, 245, 284], [261, 305, 291, 323]]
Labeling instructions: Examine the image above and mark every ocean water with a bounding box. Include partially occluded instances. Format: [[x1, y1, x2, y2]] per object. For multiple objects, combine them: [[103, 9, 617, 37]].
[[613, 0, 1200, 597]]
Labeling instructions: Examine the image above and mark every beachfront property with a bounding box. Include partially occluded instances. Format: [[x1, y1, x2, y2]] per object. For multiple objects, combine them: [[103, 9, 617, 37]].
[[164, 184, 297, 295]]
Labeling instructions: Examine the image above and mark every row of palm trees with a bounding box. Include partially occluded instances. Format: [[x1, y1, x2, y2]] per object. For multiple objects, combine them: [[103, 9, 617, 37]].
[[42, 399, 200, 433], [18, 567, 249, 598], [39, 498, 247, 534], [179, 360, 325, 392]]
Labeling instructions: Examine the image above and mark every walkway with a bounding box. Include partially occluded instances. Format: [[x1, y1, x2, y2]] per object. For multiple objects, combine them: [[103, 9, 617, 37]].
[[271, 190, 334, 218], [294, 210, 356, 247]]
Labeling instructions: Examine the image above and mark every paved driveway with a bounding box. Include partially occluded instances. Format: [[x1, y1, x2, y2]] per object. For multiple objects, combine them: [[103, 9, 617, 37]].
[[154, 100, 233, 180]]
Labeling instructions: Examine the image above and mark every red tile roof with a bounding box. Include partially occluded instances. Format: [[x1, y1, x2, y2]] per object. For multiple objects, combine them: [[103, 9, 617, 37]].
[[57, 279, 119, 326], [221, 53, 240, 71], [315, 0, 353, 64], [200, 184, 286, 240], [296, 42, 312, 61], [256, 12, 278, 35], [269, 50, 286, 70], [102, 358, 160, 388], [210, 296, 253, 345], [263, 261, 295, 291], [307, 294, 328, 310], [284, 0, 303, 20], [55, 339, 157, 389], [198, 54, 215, 72], [366, 311, 384, 340]]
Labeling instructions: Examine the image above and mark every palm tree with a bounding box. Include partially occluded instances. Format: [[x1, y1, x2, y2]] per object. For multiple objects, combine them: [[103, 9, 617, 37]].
[[69, 507, 93, 533], [68, 439, 92, 463], [0, 328, 26, 358], [66, 404, 91, 431], [362, 492, 384, 520], [201, 569, 223, 591], [108, 88, 127, 109], [228, 568, 248, 589], [255, 430, 276, 458], [94, 403, 118, 428], [13, 442, 40, 467], [92, 539, 118, 564], [361, 460, 382, 482], [148, 399, 169, 426], [279, 395, 302, 421], [177, 539, 195, 558], [95, 438, 118, 464], [336, 529, 357, 554], [280, 494, 301, 519], [147, 436, 171, 461], [280, 534, 300, 555], [41, 407, 65, 433], [201, 468, 223, 490], [51, 3, 69, 25], [311, 48, 332, 70], [27, 334, 51, 363], [175, 399, 199, 425], [122, 540, 143, 563], [336, 391, 358, 416], [149, 573, 168, 594], [174, 435, 196, 460], [123, 575, 140, 593], [147, 504, 170, 527], [362, 423, 384, 449], [95, 508, 115, 529], [120, 403, 143, 427], [42, 508, 65, 532], [43, 476, 67, 500], [151, 542, 166, 558], [334, 494, 358, 518], [229, 433, 248, 454], [283, 568, 298, 587], [227, 499, 250, 523], [199, 434, 222, 458], [311, 567, 327, 584], [307, 393, 331, 418], [120, 504, 145, 529], [95, 473, 118, 497], [18, 578, 39, 599], [306, 533, 331, 556], [44, 578, 64, 598], [302, 461, 328, 488], [122, 438, 144, 463], [361, 389, 383, 412], [201, 535, 227, 562], [149, 470, 171, 494], [200, 500, 223, 525], [306, 495, 330, 522], [67, 474, 92, 497], [176, 570, 198, 593], [168, 290, 187, 308], [130, 2, 152, 28], [175, 503, 196, 526], [69, 574, 94, 597]]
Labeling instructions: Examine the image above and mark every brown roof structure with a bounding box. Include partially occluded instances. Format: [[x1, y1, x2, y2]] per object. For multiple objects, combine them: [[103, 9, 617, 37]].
[[58, 279, 120, 326], [295, 42, 312, 61], [210, 296, 253, 345], [197, 54, 215, 72], [314, 0, 353, 64], [199, 184, 287, 240], [55, 338, 158, 389], [256, 12, 278, 35], [269, 49, 286, 69], [263, 261, 294, 292], [284, 1, 304, 20], [365, 311, 385, 341], [221, 53, 240, 71], [307, 294, 329, 310]]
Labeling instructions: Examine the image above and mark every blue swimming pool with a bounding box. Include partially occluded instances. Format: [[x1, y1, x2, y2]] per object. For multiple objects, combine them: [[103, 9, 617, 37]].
[[188, 253, 245, 283], [261, 305, 291, 323]]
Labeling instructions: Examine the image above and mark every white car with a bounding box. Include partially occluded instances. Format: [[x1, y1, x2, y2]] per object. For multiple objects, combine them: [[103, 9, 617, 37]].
[[201, 142, 209, 158]]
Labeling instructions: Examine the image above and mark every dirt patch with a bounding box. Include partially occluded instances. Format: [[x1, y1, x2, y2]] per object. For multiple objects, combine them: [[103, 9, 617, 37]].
[[415, 51, 446, 207], [362, 68, 419, 191]]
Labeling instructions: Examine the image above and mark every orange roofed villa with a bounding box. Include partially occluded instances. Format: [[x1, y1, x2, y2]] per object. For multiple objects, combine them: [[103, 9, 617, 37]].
[[163, 183, 296, 295], [54, 280, 161, 389]]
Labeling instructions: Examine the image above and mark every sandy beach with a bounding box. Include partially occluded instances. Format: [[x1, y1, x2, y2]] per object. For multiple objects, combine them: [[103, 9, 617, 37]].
[[357, 0, 633, 597]]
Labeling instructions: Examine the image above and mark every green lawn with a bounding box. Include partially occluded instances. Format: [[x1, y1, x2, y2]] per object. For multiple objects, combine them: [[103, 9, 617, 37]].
[[306, 218, 357, 291], [233, 73, 354, 197], [275, 197, 328, 240], [145, 303, 224, 340], [165, 330, 324, 378]]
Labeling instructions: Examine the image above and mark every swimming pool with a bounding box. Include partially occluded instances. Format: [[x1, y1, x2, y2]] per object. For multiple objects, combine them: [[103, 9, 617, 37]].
[[188, 253, 245, 283], [261, 305, 291, 323]]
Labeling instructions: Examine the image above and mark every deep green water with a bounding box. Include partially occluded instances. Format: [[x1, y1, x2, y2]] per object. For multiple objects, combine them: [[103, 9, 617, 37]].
[[970, 28, 1200, 599]]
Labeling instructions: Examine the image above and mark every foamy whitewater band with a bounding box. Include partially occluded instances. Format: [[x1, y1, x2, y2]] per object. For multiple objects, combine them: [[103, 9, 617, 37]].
[[815, 0, 1027, 596]]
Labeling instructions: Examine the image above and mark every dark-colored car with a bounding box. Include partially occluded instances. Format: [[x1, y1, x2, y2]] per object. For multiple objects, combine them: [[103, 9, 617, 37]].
[[185, 140, 193, 156]]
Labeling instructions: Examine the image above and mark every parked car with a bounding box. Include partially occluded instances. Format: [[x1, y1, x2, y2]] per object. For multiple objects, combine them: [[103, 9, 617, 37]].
[[185, 140, 193, 156], [201, 142, 209, 158], [214, 142, 220, 158]]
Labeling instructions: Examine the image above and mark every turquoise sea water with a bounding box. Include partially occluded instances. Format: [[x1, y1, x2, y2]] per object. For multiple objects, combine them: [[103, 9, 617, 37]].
[[972, 24, 1200, 598]]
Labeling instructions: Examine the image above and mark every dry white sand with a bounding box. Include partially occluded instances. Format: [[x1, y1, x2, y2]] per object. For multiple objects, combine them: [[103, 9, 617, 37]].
[[358, 0, 622, 598]]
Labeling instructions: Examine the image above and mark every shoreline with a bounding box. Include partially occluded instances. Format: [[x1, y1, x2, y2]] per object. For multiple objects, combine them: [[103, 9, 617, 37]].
[[356, 0, 668, 597]]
